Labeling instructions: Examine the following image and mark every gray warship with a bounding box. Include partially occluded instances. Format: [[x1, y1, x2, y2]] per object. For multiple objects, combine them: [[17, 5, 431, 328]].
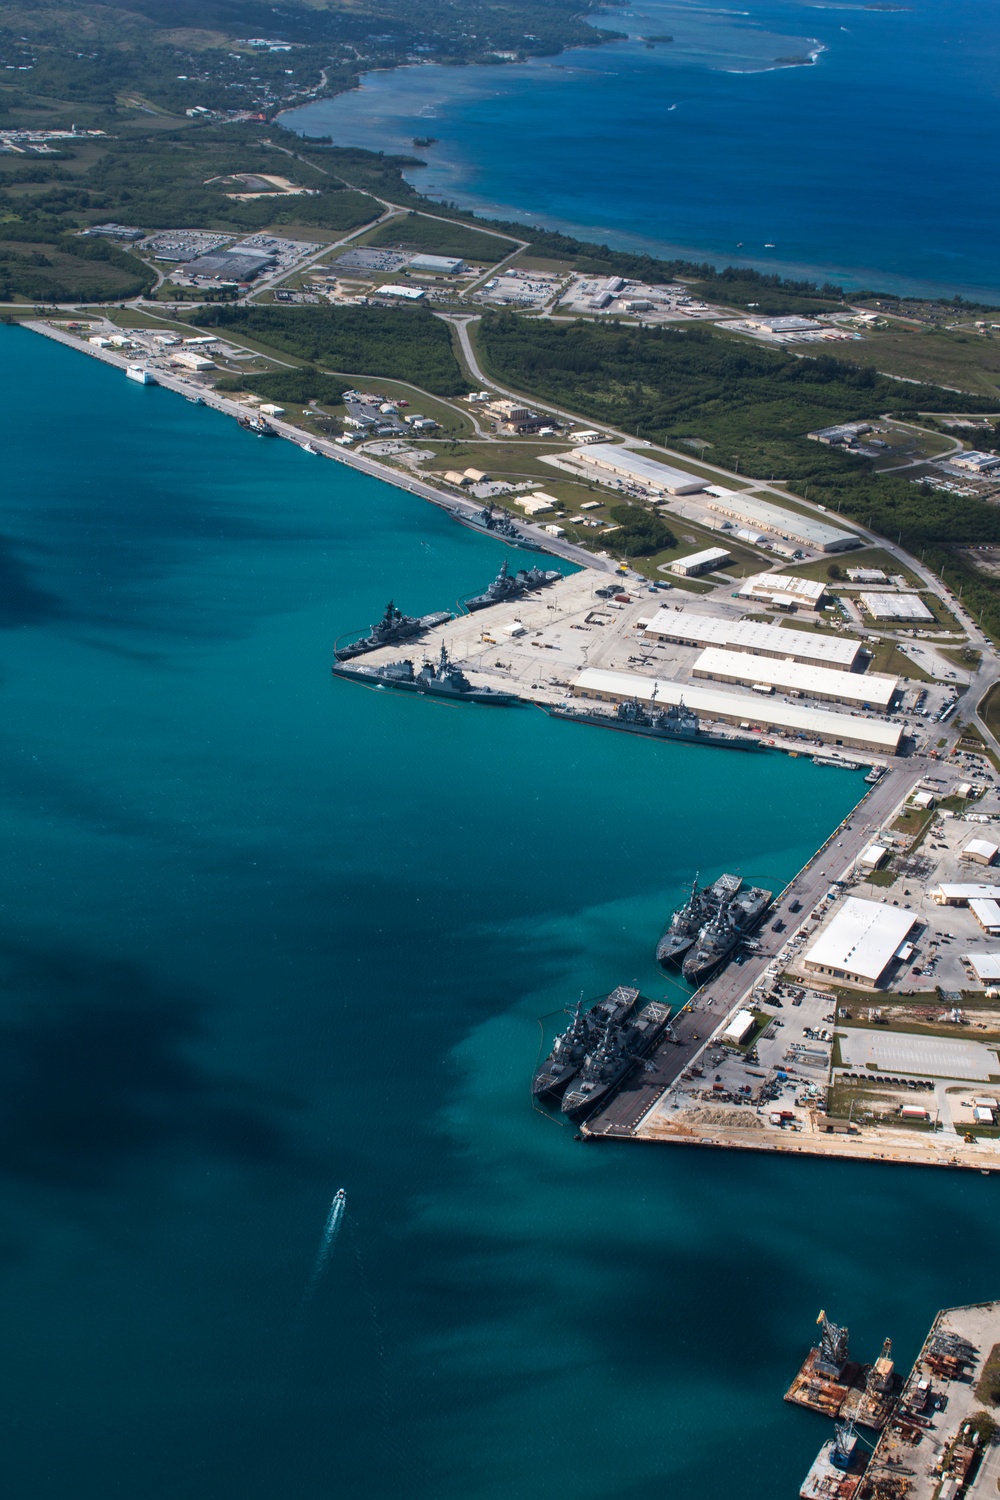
[[532, 986, 641, 1101], [452, 502, 542, 551], [561, 999, 673, 1119], [656, 874, 712, 966], [331, 642, 520, 706], [548, 695, 764, 752], [465, 558, 562, 612], [334, 600, 453, 661], [681, 876, 772, 985]]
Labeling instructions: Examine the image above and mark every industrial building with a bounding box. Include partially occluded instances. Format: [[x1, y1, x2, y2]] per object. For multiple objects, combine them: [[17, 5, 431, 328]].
[[184, 249, 275, 280], [847, 568, 888, 584], [691, 646, 897, 707], [570, 444, 706, 495], [570, 669, 903, 752], [966, 953, 1000, 982], [642, 610, 863, 669], [803, 898, 916, 987], [970, 900, 1000, 934], [379, 284, 426, 300], [859, 592, 934, 622], [932, 884, 1000, 906], [670, 546, 732, 577], [409, 255, 465, 273], [962, 838, 999, 866], [738, 573, 827, 610], [702, 490, 859, 552], [722, 1010, 756, 1046]]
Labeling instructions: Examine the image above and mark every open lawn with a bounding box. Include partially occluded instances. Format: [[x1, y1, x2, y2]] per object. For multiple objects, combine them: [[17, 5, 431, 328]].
[[816, 323, 1000, 400], [783, 547, 923, 587]]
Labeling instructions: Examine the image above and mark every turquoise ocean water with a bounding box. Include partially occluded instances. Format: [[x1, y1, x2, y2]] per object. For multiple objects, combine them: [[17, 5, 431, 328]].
[[287, 0, 1000, 301], [3, 325, 1000, 1499]]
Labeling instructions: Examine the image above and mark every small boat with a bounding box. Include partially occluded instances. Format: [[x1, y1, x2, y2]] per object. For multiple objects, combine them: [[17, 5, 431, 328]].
[[301, 443, 319, 455]]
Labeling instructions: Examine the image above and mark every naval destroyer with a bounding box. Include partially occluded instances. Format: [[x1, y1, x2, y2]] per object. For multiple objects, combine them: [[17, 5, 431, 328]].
[[532, 986, 641, 1101], [451, 502, 542, 550], [560, 999, 673, 1119], [331, 642, 520, 705], [680, 876, 772, 984], [334, 600, 453, 661], [465, 558, 562, 612], [548, 695, 764, 751]]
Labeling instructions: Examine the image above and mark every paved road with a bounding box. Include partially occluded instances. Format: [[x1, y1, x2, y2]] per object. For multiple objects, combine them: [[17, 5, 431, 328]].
[[583, 758, 930, 1137]]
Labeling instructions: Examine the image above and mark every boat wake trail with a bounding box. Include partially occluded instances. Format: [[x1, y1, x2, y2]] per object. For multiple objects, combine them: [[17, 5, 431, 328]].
[[303, 1188, 346, 1303]]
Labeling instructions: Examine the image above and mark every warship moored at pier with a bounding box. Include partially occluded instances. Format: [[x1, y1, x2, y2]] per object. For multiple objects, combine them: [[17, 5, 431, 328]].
[[681, 875, 771, 984], [548, 695, 764, 752], [335, 600, 453, 661], [532, 986, 642, 1101], [451, 502, 542, 550], [561, 999, 673, 1118], [331, 642, 521, 705], [465, 558, 562, 612]]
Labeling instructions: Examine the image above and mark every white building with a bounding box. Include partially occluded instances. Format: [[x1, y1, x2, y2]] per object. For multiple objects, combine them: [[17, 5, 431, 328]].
[[643, 610, 862, 669], [962, 838, 1000, 866], [409, 255, 465, 274], [803, 898, 916, 986], [670, 547, 732, 577], [951, 451, 1000, 474], [970, 899, 1000, 934], [722, 1009, 756, 1046], [738, 573, 827, 610], [173, 350, 215, 371], [932, 884, 1000, 906], [571, 444, 706, 495], [860, 593, 934, 622], [378, 284, 425, 300], [965, 953, 1000, 983], [702, 492, 859, 553], [570, 668, 903, 753], [847, 568, 888, 584], [859, 845, 888, 870], [692, 645, 897, 708]]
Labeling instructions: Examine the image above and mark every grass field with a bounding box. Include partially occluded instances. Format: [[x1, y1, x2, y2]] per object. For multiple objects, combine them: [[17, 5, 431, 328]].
[[783, 547, 923, 587], [813, 322, 1000, 400]]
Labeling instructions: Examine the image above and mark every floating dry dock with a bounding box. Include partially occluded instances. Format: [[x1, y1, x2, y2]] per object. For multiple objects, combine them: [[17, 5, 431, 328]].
[[789, 1302, 1000, 1500]]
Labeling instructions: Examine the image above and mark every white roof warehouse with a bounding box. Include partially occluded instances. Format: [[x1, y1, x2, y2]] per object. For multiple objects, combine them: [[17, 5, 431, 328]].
[[703, 490, 859, 553], [570, 669, 903, 753], [692, 646, 898, 708], [571, 443, 707, 495], [803, 898, 917, 987], [643, 610, 863, 669]]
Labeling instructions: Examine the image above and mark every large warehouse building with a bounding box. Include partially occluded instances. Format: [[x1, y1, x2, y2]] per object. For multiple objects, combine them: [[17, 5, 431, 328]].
[[738, 574, 827, 610], [570, 444, 707, 495], [569, 669, 903, 753], [803, 898, 917, 987], [643, 610, 863, 669], [860, 593, 934, 622], [691, 646, 897, 708], [702, 490, 860, 553]]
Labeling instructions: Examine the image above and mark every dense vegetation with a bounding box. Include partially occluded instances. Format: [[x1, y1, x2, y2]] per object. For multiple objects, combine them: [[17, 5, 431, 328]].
[[364, 212, 517, 265], [215, 365, 345, 405], [0, 234, 154, 301], [607, 504, 676, 556], [193, 303, 471, 395], [477, 313, 1000, 636]]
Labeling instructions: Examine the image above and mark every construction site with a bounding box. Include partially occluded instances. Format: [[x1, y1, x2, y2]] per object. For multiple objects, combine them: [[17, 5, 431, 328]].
[[786, 1304, 1000, 1500]]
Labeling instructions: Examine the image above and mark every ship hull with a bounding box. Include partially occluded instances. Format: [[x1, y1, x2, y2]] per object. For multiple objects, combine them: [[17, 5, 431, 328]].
[[548, 709, 766, 752], [681, 892, 772, 984], [331, 663, 520, 705], [334, 611, 452, 661], [561, 1005, 673, 1119], [451, 511, 542, 550], [656, 934, 695, 966]]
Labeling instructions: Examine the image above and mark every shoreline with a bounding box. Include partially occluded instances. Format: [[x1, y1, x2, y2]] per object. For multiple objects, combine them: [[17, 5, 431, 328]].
[[23, 320, 607, 578]]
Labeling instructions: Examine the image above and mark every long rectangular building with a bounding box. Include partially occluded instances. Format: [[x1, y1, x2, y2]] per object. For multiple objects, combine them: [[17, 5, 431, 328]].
[[803, 897, 915, 986], [570, 443, 707, 495], [570, 669, 902, 752], [933, 884, 1000, 906], [738, 573, 826, 610], [703, 490, 859, 553], [692, 645, 897, 708], [643, 610, 862, 669], [860, 592, 934, 622]]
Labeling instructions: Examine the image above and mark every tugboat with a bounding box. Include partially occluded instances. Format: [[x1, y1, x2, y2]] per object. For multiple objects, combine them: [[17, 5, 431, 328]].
[[331, 642, 521, 706], [464, 558, 562, 612], [450, 502, 543, 551], [335, 600, 453, 662], [238, 413, 275, 436], [532, 986, 641, 1101], [681, 877, 772, 985], [549, 693, 764, 752], [560, 999, 673, 1119]]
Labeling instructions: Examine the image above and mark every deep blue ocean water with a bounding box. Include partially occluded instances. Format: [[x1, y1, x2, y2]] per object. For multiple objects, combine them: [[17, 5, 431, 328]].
[[287, 0, 1000, 301], [3, 325, 1000, 1499]]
